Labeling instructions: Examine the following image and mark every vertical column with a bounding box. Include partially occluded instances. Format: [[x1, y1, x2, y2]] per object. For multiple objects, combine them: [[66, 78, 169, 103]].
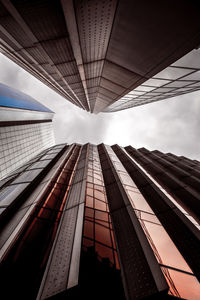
[[77, 144, 125, 299], [37, 144, 89, 300], [98, 144, 168, 300], [125, 146, 200, 222], [0, 144, 81, 300], [112, 144, 200, 282], [138, 148, 200, 192]]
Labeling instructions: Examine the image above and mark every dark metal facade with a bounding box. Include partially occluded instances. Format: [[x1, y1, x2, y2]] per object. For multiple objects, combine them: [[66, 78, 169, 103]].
[[0, 0, 200, 113], [0, 143, 200, 299]]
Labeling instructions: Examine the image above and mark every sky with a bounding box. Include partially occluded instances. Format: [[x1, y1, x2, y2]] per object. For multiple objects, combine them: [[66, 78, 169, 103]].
[[0, 53, 200, 160]]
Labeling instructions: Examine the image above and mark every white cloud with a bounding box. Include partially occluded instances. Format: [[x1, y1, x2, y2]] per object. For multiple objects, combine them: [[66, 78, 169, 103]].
[[0, 53, 200, 160]]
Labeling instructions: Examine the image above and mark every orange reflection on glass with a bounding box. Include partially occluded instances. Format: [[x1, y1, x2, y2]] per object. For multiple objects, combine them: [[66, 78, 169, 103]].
[[84, 220, 94, 239], [94, 189, 105, 201], [163, 268, 200, 300], [95, 210, 108, 222], [143, 221, 192, 273], [83, 237, 94, 247], [86, 195, 93, 208], [95, 223, 112, 247], [114, 251, 120, 270], [96, 243, 114, 264], [87, 182, 93, 189], [94, 184, 104, 192], [95, 199, 107, 211], [96, 220, 109, 227], [85, 207, 94, 218], [111, 231, 116, 249], [87, 188, 93, 197]]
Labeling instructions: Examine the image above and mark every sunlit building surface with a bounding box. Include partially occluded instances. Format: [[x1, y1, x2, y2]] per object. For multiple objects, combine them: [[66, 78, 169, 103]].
[[0, 0, 200, 113], [0, 143, 199, 300], [0, 83, 54, 180]]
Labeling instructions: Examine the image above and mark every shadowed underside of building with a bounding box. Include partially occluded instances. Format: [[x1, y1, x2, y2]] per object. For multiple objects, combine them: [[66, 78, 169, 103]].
[[0, 0, 200, 113], [0, 143, 200, 300]]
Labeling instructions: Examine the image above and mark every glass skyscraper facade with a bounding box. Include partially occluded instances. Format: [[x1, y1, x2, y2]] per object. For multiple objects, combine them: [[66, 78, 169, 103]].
[[0, 0, 200, 113], [0, 83, 54, 180], [0, 143, 199, 300]]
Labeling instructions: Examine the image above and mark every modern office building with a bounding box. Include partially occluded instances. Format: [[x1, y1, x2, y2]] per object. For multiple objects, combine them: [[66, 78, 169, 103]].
[[0, 82, 54, 180], [0, 143, 199, 300], [0, 0, 200, 113]]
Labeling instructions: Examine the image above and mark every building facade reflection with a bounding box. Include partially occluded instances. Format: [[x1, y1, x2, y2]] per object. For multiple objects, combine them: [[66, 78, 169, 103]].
[[0, 143, 199, 299]]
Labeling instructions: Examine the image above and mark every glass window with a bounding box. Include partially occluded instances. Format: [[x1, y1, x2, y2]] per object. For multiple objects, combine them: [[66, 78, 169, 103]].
[[95, 243, 114, 264], [95, 199, 107, 211], [162, 267, 200, 300], [95, 224, 112, 247], [95, 210, 108, 222], [86, 196, 93, 208], [153, 67, 192, 80], [85, 207, 94, 219], [84, 220, 94, 239], [94, 189, 105, 201], [143, 221, 191, 273], [87, 188, 93, 197]]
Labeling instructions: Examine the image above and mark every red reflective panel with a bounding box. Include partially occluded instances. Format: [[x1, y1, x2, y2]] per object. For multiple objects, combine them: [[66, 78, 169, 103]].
[[95, 210, 108, 222], [94, 190, 105, 201], [94, 185, 104, 192], [85, 207, 94, 218], [86, 196, 93, 208], [96, 220, 109, 228], [83, 237, 94, 248], [84, 220, 94, 239], [140, 211, 160, 225], [95, 243, 114, 264], [111, 230, 116, 249], [114, 250, 120, 270], [87, 183, 93, 189], [87, 188, 93, 197], [95, 199, 107, 211], [143, 221, 191, 272], [95, 223, 112, 247], [163, 268, 200, 299]]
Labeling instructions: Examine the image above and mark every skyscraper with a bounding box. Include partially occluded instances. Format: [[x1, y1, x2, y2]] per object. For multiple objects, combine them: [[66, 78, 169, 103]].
[[0, 143, 199, 300], [0, 0, 200, 113], [0, 82, 54, 180]]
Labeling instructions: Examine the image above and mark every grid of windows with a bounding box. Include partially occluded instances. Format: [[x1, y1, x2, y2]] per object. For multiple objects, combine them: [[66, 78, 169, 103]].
[[105, 49, 200, 112], [105, 145, 200, 299], [0, 143, 199, 300], [82, 145, 120, 269], [0, 122, 54, 180]]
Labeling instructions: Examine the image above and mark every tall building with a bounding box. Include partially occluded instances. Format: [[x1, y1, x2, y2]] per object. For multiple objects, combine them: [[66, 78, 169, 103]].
[[0, 0, 200, 113], [0, 82, 54, 180], [0, 143, 199, 300]]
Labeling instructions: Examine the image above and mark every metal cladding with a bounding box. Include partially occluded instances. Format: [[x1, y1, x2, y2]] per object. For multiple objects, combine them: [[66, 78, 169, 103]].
[[0, 1, 200, 113], [0, 143, 200, 300]]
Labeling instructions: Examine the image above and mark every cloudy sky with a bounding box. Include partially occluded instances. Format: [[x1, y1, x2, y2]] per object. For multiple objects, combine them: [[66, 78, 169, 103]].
[[0, 53, 200, 160]]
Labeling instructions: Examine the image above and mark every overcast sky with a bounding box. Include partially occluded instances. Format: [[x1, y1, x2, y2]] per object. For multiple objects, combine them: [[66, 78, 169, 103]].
[[0, 53, 200, 160]]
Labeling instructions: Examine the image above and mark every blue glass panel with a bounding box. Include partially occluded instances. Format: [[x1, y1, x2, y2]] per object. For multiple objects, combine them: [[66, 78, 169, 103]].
[[0, 83, 53, 112]]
